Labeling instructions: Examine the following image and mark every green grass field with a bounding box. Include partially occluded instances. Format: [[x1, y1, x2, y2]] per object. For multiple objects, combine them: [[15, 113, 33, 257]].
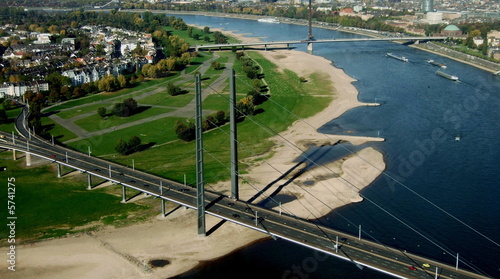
[[47, 50, 332, 188], [0, 106, 22, 133], [139, 91, 195, 107], [0, 23, 336, 242], [74, 107, 172, 133], [67, 116, 185, 156], [41, 117, 78, 142], [0, 152, 155, 243]]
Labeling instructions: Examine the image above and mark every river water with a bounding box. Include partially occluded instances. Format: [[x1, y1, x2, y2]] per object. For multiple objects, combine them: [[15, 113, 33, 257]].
[[167, 14, 500, 278]]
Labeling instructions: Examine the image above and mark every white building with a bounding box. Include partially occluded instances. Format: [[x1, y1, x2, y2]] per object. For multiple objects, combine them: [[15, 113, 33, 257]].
[[426, 12, 443, 24], [0, 81, 49, 98], [34, 33, 52, 44]]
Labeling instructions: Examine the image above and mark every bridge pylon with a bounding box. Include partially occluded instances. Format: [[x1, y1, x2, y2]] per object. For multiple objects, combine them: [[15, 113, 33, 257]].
[[195, 73, 206, 237], [229, 69, 239, 200]]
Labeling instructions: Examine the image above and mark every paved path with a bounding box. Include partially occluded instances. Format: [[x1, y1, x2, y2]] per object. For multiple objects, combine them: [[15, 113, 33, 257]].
[[51, 53, 236, 144]]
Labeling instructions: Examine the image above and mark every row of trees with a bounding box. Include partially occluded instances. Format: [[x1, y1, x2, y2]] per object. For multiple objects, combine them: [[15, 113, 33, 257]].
[[142, 53, 193, 79], [174, 110, 229, 142], [174, 52, 268, 142], [115, 136, 142, 155]]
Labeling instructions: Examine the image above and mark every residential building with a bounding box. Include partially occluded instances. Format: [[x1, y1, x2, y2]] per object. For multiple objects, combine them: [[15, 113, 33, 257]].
[[0, 81, 49, 98]]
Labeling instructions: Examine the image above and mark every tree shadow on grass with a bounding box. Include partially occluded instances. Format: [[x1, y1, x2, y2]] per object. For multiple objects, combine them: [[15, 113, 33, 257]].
[[172, 89, 190, 96], [254, 108, 265, 115], [42, 110, 60, 117], [43, 123, 55, 131], [133, 106, 152, 115], [138, 142, 156, 152]]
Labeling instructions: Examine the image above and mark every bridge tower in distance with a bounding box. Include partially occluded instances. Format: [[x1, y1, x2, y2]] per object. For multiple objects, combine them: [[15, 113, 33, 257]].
[[307, 0, 315, 52]]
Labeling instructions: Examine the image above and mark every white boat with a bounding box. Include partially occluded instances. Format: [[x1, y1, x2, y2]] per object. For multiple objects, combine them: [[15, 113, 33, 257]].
[[436, 70, 458, 81], [427, 59, 447, 69], [386, 53, 409, 62], [258, 18, 280, 24]]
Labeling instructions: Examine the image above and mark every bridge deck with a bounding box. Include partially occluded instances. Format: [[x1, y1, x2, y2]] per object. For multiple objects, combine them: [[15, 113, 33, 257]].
[[194, 37, 447, 51], [0, 118, 490, 279]]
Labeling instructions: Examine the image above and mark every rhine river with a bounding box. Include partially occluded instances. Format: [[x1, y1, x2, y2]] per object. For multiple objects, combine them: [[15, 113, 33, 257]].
[[167, 14, 500, 278]]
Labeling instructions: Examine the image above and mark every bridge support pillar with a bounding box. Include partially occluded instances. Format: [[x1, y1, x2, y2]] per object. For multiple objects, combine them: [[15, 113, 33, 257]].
[[12, 149, 16, 160], [25, 152, 31, 167], [307, 42, 313, 52], [121, 185, 126, 203], [57, 163, 62, 178], [87, 174, 92, 190], [287, 43, 290, 50], [264, 44, 267, 51], [161, 200, 166, 217]]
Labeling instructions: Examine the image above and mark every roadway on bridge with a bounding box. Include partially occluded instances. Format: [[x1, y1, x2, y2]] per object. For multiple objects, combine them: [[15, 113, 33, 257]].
[[0, 107, 490, 279], [193, 36, 447, 51]]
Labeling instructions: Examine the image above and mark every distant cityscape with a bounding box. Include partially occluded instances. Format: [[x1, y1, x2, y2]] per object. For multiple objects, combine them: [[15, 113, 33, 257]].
[[0, 0, 498, 98]]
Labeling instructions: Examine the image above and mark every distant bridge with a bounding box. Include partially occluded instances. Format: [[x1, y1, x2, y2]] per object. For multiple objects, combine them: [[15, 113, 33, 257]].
[[193, 37, 448, 52]]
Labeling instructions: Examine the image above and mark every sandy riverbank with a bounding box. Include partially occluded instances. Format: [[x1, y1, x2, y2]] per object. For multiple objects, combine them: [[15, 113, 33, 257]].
[[0, 31, 385, 279]]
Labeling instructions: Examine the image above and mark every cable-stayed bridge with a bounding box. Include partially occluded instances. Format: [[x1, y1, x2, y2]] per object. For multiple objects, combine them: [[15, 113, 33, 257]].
[[0, 98, 491, 279]]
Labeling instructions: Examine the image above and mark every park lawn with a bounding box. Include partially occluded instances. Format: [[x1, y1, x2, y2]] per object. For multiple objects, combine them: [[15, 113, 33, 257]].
[[40, 50, 331, 189], [204, 67, 226, 76], [41, 117, 78, 142], [74, 107, 172, 133], [168, 28, 209, 46], [43, 73, 183, 114], [0, 153, 151, 242], [0, 107, 22, 133], [67, 116, 184, 156], [44, 90, 130, 113], [167, 25, 239, 46], [55, 103, 114, 120], [202, 93, 247, 112], [104, 51, 331, 186], [139, 91, 194, 107]]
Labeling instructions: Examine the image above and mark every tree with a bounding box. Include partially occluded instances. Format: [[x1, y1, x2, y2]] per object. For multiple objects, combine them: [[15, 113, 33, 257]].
[[203, 26, 210, 34], [115, 139, 129, 155], [0, 109, 8, 124], [165, 57, 177, 71], [167, 83, 182, 96], [237, 97, 256, 117], [174, 120, 195, 141], [211, 61, 221, 70], [112, 103, 129, 117], [215, 111, 226, 125], [123, 98, 138, 112], [117, 74, 127, 89], [128, 136, 142, 153], [97, 107, 107, 118], [98, 75, 118, 92], [2, 99, 13, 110], [179, 52, 191, 66], [213, 31, 227, 44]]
